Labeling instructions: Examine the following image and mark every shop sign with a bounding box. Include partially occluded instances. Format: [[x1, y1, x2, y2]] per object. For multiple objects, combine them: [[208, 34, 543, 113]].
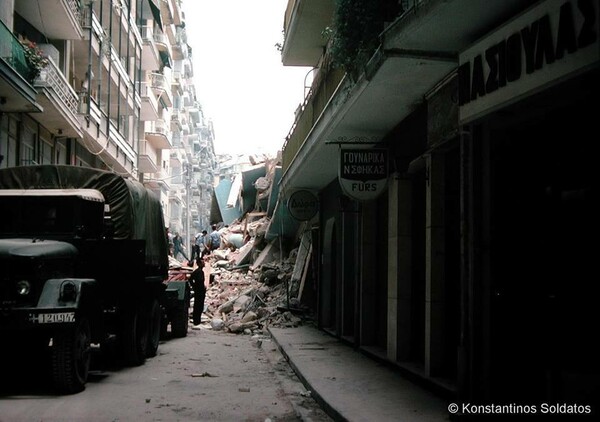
[[459, 0, 599, 123], [338, 148, 388, 201], [287, 190, 319, 221]]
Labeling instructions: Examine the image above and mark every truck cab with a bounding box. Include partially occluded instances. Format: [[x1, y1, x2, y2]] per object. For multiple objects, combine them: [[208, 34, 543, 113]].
[[0, 165, 171, 394]]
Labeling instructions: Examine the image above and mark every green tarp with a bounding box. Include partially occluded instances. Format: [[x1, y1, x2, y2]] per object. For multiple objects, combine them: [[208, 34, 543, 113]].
[[0, 165, 168, 268]]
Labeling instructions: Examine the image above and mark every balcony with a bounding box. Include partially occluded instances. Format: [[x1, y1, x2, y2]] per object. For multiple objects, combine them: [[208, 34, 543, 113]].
[[146, 169, 170, 191], [182, 92, 193, 107], [139, 82, 159, 121], [150, 72, 173, 107], [15, 0, 84, 40], [153, 31, 173, 62], [171, 131, 182, 148], [33, 56, 83, 138], [181, 118, 190, 135], [171, 111, 183, 132], [281, 0, 536, 194], [169, 192, 184, 207], [282, 0, 335, 66], [282, 65, 344, 170], [160, 0, 175, 25], [172, 39, 188, 61], [165, 23, 177, 47], [171, 71, 183, 96], [187, 107, 201, 125], [170, 149, 183, 168], [138, 140, 159, 173], [170, 0, 183, 26], [145, 119, 172, 149], [183, 59, 193, 78], [141, 26, 160, 70], [0, 21, 42, 112]]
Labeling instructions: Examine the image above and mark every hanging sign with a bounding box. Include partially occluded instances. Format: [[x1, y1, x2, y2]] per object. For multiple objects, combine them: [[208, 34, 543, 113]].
[[287, 190, 319, 221], [338, 148, 388, 201]]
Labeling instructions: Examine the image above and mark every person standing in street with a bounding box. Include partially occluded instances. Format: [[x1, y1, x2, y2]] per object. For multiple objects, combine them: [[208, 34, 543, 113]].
[[189, 258, 207, 328], [172, 232, 188, 262], [207, 224, 221, 253], [191, 230, 208, 261]]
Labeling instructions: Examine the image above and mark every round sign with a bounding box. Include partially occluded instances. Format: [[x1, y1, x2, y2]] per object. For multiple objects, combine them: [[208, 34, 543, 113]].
[[287, 190, 318, 221]]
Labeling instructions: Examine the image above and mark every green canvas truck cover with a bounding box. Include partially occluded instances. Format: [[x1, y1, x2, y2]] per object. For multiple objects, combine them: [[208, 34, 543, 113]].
[[0, 165, 168, 269]]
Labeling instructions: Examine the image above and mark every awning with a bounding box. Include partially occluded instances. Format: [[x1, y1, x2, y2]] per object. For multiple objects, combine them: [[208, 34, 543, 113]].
[[159, 50, 172, 68], [148, 0, 163, 31]]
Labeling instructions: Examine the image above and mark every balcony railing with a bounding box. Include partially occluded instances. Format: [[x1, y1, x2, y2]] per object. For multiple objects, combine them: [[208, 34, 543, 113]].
[[65, 0, 83, 25], [0, 21, 33, 81], [34, 56, 80, 117], [150, 72, 168, 91], [171, 111, 182, 131], [176, 28, 187, 45], [153, 32, 168, 47], [151, 118, 170, 136], [282, 64, 345, 171]]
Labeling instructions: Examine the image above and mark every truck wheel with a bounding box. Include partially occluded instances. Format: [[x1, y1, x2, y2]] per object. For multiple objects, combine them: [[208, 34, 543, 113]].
[[51, 317, 91, 394], [119, 308, 148, 366], [146, 299, 161, 357], [170, 299, 189, 338]]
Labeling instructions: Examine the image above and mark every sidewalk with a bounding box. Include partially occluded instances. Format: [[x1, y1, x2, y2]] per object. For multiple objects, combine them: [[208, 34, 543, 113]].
[[269, 325, 450, 422]]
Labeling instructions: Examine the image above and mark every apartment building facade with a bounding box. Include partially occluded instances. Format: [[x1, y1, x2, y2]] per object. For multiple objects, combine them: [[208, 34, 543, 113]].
[[0, 0, 215, 245], [281, 0, 598, 405]]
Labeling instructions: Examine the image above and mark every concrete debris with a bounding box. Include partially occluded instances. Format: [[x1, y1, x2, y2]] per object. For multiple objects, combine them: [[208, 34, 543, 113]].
[[254, 176, 270, 192], [195, 219, 312, 337], [195, 154, 314, 334], [210, 318, 224, 331]]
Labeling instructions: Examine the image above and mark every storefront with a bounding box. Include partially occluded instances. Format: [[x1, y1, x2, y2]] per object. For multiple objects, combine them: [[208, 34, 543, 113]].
[[458, 0, 599, 402]]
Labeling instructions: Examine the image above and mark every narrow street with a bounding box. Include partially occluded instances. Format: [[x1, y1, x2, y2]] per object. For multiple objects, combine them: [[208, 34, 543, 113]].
[[0, 327, 332, 422]]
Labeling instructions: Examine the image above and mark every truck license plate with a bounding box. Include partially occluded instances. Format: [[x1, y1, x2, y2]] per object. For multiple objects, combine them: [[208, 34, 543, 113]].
[[30, 312, 76, 324]]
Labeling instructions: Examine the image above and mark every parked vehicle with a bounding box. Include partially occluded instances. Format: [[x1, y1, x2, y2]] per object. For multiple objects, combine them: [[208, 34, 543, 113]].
[[0, 165, 181, 393], [163, 262, 192, 339]]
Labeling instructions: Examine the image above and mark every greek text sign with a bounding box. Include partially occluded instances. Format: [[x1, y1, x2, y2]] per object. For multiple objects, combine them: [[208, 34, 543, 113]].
[[339, 148, 388, 201], [459, 0, 599, 123]]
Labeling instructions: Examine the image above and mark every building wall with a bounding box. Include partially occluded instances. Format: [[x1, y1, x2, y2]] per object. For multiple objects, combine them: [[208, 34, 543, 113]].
[[463, 68, 599, 402], [287, 0, 599, 405]]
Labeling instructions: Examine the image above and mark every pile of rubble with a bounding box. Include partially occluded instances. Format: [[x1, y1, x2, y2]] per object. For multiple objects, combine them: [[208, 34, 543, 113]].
[[189, 219, 313, 335]]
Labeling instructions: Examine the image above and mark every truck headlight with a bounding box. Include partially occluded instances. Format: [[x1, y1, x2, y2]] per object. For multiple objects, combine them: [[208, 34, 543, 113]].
[[16, 280, 31, 296]]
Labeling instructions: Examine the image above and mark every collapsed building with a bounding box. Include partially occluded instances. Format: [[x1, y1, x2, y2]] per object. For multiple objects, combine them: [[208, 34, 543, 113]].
[[171, 153, 315, 334]]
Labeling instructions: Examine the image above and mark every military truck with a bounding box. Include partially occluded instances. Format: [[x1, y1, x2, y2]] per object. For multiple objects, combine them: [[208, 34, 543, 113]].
[[0, 165, 182, 393]]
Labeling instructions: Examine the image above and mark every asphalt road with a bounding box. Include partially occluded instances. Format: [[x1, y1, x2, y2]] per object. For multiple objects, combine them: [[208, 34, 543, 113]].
[[0, 327, 331, 422]]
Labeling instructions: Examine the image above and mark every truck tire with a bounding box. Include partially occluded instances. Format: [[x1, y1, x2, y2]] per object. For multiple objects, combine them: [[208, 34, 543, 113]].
[[51, 317, 91, 394], [170, 298, 189, 338], [146, 299, 161, 357], [119, 308, 148, 366]]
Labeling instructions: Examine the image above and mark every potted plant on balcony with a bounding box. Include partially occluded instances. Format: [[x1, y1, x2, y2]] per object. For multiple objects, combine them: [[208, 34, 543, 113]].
[[323, 0, 389, 80], [21, 39, 49, 82]]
